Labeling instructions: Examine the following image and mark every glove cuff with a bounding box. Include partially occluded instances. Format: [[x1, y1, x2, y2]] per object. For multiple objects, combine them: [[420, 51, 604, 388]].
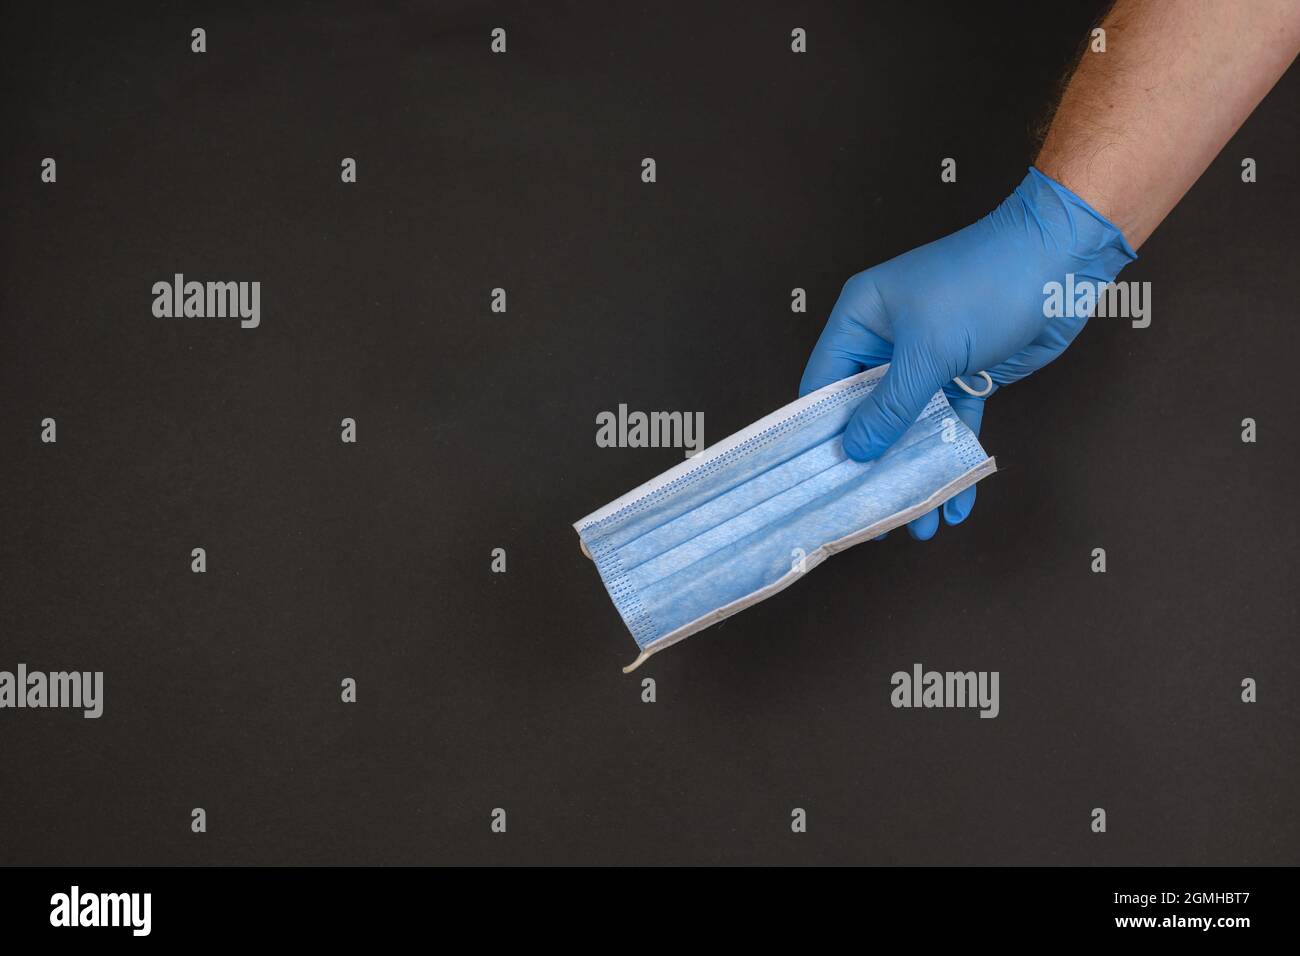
[[1021, 166, 1138, 278]]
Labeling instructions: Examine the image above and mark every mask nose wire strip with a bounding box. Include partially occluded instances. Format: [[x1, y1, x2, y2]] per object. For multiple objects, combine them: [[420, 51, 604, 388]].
[[623, 650, 653, 674], [952, 370, 993, 398]]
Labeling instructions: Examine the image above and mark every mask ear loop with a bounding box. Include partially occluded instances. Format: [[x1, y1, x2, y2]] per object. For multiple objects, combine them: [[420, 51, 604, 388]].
[[623, 650, 652, 674], [952, 370, 993, 398]]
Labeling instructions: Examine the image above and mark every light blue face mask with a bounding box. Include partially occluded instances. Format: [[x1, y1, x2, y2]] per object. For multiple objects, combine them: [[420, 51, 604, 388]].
[[574, 365, 997, 672]]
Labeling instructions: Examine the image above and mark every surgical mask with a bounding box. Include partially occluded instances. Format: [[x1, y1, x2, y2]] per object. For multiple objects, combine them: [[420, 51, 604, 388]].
[[574, 365, 996, 672]]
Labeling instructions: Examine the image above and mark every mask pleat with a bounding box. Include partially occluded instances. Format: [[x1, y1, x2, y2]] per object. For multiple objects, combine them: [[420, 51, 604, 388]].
[[615, 435, 850, 573], [595, 403, 854, 556], [632, 430, 943, 597]]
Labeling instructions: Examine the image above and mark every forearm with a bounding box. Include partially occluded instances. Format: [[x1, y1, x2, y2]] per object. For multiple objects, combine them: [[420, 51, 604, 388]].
[[1036, 0, 1300, 248]]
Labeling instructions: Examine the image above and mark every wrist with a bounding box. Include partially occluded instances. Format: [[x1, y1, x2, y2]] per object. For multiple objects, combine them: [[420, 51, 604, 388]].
[[1017, 166, 1138, 279]]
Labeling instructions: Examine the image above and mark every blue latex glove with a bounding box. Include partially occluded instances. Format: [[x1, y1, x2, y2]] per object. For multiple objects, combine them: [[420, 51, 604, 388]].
[[799, 166, 1136, 539]]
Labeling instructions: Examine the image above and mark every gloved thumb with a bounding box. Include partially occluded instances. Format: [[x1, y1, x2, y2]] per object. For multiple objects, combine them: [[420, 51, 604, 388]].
[[842, 344, 947, 462]]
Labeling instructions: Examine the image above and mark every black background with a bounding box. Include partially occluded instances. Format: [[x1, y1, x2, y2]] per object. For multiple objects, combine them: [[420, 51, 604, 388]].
[[1, 0, 1296, 866]]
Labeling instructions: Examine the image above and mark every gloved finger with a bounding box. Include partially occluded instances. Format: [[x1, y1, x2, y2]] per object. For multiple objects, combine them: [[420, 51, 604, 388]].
[[907, 400, 983, 532], [906, 507, 941, 541], [842, 341, 946, 462], [940, 385, 988, 527], [942, 485, 977, 526], [799, 318, 893, 397], [941, 387, 988, 435], [898, 383, 986, 537]]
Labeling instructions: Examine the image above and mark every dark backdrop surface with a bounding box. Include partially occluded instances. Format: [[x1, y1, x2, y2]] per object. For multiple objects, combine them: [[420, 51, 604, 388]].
[[1, 1, 1296, 865]]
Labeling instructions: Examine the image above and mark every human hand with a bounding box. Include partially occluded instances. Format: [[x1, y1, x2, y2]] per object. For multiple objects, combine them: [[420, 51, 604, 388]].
[[799, 167, 1136, 539]]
